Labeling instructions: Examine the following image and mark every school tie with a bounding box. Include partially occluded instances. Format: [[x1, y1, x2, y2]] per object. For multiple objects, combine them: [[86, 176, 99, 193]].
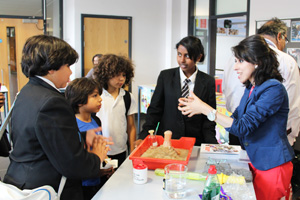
[[181, 78, 191, 98]]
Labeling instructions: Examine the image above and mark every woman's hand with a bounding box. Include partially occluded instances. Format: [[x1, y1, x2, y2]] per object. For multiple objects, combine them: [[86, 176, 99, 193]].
[[178, 92, 209, 117]]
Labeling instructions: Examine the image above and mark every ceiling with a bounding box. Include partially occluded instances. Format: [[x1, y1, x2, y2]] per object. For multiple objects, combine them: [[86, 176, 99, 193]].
[[0, 0, 50, 17]]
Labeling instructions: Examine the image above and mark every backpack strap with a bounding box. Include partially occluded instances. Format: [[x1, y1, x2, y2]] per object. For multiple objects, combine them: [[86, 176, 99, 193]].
[[123, 90, 131, 153], [123, 90, 131, 117]]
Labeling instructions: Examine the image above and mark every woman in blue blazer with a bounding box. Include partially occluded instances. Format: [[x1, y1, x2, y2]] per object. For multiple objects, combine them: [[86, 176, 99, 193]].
[[179, 35, 294, 200]]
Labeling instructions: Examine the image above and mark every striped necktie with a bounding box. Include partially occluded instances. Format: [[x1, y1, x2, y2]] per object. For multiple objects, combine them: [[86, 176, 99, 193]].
[[181, 79, 191, 98]]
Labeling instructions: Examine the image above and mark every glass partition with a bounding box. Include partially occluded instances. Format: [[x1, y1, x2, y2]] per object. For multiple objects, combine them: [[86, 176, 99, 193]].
[[215, 16, 247, 78], [216, 0, 247, 15], [0, 0, 43, 17], [194, 0, 209, 74], [190, 0, 249, 76], [46, 0, 62, 38]]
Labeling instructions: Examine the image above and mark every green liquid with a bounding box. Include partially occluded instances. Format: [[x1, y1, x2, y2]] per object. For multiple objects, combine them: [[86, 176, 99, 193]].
[[202, 183, 220, 200]]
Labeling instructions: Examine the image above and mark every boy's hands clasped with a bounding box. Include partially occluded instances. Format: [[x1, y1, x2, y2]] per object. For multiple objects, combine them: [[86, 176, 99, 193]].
[[87, 127, 114, 163], [89, 137, 109, 163]]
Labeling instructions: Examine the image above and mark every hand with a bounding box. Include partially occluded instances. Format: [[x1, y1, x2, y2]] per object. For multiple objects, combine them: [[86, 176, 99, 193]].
[[178, 92, 207, 117], [0, 93, 5, 108], [88, 137, 110, 163], [86, 127, 114, 150], [134, 139, 143, 149]]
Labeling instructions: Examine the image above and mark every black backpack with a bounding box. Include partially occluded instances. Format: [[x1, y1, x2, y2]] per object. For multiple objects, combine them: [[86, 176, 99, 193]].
[[123, 90, 131, 152], [123, 90, 131, 117]]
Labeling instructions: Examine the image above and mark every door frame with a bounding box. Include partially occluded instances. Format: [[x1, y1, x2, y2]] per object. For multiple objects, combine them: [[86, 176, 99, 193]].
[[81, 14, 132, 77]]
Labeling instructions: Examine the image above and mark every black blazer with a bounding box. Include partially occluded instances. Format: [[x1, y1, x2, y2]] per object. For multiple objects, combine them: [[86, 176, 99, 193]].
[[139, 67, 217, 146], [4, 77, 101, 200]]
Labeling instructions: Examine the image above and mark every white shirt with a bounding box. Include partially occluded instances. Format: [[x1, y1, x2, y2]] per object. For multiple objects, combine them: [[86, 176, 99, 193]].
[[265, 39, 300, 145], [35, 76, 60, 92], [222, 38, 300, 145], [96, 88, 137, 155], [222, 55, 245, 113], [179, 67, 198, 96]]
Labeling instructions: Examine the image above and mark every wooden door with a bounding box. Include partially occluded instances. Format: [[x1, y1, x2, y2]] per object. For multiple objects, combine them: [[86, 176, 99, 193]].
[[0, 18, 43, 106], [82, 15, 131, 77]]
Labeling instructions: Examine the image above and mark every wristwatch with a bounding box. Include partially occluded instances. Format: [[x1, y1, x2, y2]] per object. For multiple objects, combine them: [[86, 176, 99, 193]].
[[207, 109, 217, 121]]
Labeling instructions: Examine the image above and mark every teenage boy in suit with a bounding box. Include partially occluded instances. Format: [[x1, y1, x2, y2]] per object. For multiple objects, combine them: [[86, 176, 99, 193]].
[[136, 36, 217, 146]]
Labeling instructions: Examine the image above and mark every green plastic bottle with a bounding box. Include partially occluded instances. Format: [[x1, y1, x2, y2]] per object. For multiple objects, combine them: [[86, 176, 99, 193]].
[[202, 165, 221, 200]]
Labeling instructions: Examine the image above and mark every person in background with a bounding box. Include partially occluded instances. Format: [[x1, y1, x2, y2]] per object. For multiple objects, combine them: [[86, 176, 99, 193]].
[[0, 92, 11, 159], [65, 77, 114, 200], [257, 17, 300, 146], [179, 35, 294, 200], [86, 54, 103, 79], [222, 17, 300, 146], [136, 36, 217, 147], [3, 35, 110, 200], [222, 56, 245, 114], [93, 54, 137, 167]]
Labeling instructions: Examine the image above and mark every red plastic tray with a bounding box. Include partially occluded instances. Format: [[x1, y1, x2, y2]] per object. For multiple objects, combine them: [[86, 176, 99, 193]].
[[129, 136, 196, 170]]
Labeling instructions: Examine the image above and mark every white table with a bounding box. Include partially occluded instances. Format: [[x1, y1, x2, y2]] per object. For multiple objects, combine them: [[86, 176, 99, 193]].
[[92, 146, 255, 200]]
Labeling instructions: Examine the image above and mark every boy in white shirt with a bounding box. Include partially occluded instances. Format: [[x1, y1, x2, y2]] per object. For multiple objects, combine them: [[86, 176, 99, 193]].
[[93, 54, 137, 167]]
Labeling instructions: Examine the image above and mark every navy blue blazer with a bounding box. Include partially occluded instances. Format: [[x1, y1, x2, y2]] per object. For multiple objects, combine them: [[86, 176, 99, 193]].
[[226, 79, 294, 170], [139, 67, 217, 146]]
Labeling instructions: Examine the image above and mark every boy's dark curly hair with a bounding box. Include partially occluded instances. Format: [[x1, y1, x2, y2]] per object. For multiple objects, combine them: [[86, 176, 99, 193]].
[[93, 54, 134, 90]]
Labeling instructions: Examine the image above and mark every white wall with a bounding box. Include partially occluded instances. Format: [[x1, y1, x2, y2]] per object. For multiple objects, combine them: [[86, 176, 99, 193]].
[[63, 0, 188, 99], [249, 0, 300, 35], [215, 0, 300, 76], [63, 0, 300, 100]]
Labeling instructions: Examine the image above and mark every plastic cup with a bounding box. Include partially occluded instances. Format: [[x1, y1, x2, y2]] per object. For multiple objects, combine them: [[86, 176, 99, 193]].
[[164, 163, 188, 199]]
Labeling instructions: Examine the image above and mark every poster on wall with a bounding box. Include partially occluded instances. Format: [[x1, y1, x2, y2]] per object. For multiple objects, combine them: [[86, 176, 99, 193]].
[[291, 21, 300, 42], [217, 18, 246, 37], [195, 17, 208, 30], [139, 85, 155, 114], [287, 48, 300, 67]]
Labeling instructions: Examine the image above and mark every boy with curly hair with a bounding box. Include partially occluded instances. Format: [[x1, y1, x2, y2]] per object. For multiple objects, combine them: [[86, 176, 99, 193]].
[[93, 54, 137, 167]]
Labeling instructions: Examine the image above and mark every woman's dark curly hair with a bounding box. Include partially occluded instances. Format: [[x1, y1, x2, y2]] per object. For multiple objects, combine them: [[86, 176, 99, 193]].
[[232, 35, 283, 88], [65, 77, 102, 114], [21, 35, 78, 77], [93, 54, 134, 90]]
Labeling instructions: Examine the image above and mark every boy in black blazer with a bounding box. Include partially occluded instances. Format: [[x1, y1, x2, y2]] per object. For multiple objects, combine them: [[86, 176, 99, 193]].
[[4, 35, 110, 200]]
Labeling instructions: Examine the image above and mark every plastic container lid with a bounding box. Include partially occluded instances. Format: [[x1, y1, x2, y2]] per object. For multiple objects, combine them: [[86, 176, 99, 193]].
[[208, 165, 217, 174], [134, 163, 147, 170], [133, 160, 147, 170]]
